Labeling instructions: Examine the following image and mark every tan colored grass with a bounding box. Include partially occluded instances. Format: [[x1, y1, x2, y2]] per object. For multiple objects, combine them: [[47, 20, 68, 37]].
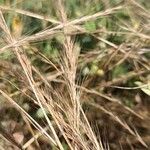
[[0, 0, 149, 149]]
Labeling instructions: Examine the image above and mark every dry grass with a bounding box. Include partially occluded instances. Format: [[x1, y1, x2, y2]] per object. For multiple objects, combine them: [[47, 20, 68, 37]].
[[0, 0, 150, 150]]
